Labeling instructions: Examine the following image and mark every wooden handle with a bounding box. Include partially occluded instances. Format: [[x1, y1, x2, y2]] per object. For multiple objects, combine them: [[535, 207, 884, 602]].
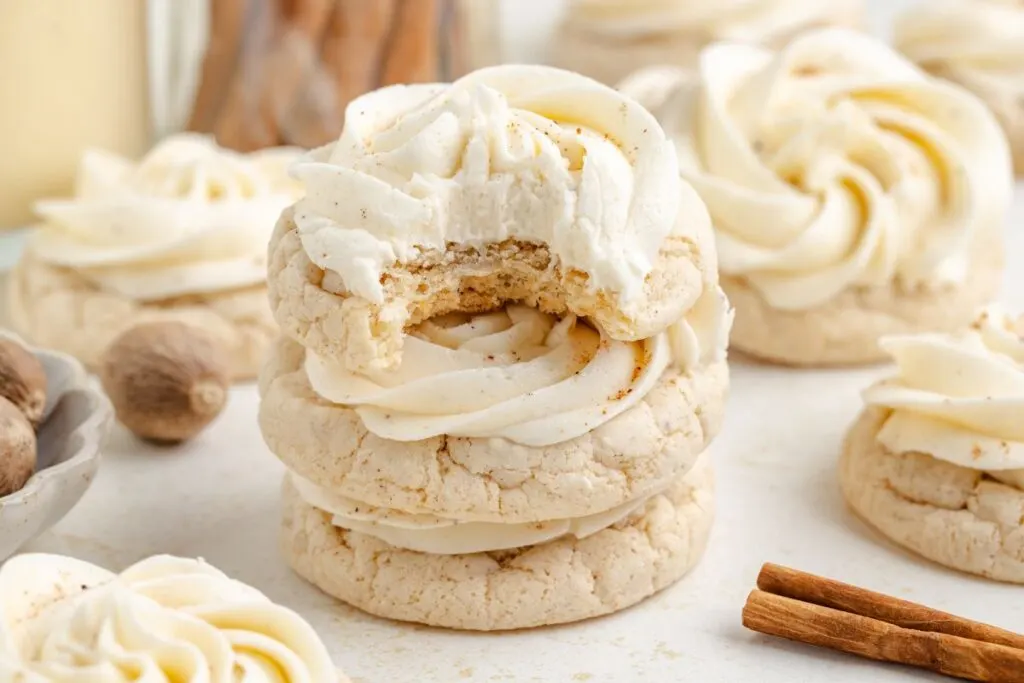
[[744, 590, 1024, 683], [757, 563, 1024, 651]]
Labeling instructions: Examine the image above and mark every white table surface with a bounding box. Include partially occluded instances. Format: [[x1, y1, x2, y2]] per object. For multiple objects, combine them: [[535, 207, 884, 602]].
[[15, 181, 1024, 682]]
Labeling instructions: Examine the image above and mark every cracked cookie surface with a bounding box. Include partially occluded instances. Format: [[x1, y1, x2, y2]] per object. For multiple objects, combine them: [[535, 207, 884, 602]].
[[280, 455, 714, 630], [260, 335, 727, 523], [7, 254, 275, 381], [840, 408, 1024, 583]]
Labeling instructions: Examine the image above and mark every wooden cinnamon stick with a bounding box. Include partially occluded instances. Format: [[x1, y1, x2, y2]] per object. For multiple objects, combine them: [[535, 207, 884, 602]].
[[212, 0, 334, 151], [186, 0, 251, 133], [380, 0, 441, 86], [743, 590, 1024, 682], [757, 563, 1024, 651], [281, 0, 399, 148]]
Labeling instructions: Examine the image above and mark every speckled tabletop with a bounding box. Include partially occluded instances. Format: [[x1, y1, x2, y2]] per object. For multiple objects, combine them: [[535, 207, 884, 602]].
[[14, 184, 1024, 682]]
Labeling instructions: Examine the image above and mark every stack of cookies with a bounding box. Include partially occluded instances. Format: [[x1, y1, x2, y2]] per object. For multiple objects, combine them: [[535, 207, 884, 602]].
[[259, 65, 733, 630]]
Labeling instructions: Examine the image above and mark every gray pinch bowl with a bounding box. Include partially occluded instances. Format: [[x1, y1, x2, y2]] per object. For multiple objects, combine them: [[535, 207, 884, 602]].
[[0, 332, 113, 560]]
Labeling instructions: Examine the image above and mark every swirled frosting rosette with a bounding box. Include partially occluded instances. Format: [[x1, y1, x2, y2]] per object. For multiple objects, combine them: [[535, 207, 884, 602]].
[[623, 27, 1013, 366], [895, 0, 1024, 174], [0, 554, 342, 682], [31, 134, 301, 301], [552, 0, 863, 86], [8, 134, 301, 378]]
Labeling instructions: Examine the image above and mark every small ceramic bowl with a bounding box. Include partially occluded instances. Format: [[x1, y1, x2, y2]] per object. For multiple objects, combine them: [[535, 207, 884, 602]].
[[0, 332, 112, 560]]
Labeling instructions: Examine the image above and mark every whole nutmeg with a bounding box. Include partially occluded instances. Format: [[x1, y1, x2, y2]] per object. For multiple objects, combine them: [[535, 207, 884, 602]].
[[99, 322, 231, 444], [0, 337, 47, 428], [0, 396, 37, 497]]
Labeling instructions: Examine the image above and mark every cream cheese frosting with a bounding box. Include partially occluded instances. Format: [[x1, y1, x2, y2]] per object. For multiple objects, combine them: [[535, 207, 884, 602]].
[[290, 65, 683, 310], [291, 472, 664, 555], [305, 286, 731, 448], [627, 28, 1013, 311], [864, 307, 1024, 485], [567, 0, 862, 43], [0, 553, 339, 682], [30, 134, 301, 302]]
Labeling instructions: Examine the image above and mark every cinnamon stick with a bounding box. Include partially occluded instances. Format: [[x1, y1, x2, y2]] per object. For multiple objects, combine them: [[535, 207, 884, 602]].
[[213, 0, 334, 151], [380, 0, 441, 86], [187, 0, 251, 133], [743, 590, 1024, 682], [282, 0, 399, 148], [757, 563, 1024, 651]]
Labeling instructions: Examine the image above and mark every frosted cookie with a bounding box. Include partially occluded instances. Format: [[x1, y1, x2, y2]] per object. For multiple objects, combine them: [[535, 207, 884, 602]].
[[273, 65, 718, 375], [895, 0, 1024, 175], [280, 453, 714, 631], [260, 294, 729, 523], [262, 63, 733, 629], [552, 0, 863, 86], [8, 134, 301, 380], [0, 553, 344, 681], [621, 28, 1013, 366], [840, 308, 1024, 583]]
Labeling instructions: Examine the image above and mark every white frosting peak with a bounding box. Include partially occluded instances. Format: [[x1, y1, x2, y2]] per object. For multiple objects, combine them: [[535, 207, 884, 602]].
[[627, 28, 1013, 310], [31, 134, 301, 301], [864, 307, 1024, 474], [0, 554, 338, 683], [292, 65, 685, 309]]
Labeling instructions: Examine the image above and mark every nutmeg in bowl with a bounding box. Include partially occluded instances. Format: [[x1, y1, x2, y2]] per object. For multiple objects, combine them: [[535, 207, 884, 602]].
[[0, 331, 113, 561]]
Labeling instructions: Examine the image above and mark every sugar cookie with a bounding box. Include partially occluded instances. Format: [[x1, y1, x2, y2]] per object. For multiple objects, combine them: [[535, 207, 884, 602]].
[[840, 308, 1024, 582]]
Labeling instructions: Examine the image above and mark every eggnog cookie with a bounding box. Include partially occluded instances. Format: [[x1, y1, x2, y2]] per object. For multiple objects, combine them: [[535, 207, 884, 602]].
[[280, 455, 715, 631], [552, 0, 863, 87], [275, 66, 718, 374], [262, 64, 732, 629], [895, 0, 1024, 175], [0, 553, 344, 680], [8, 135, 300, 380], [623, 28, 1013, 366], [260, 328, 728, 523], [840, 309, 1024, 583]]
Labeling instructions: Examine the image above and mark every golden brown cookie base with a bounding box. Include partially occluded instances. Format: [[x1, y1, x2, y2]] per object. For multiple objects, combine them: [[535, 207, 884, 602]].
[[281, 457, 714, 631]]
